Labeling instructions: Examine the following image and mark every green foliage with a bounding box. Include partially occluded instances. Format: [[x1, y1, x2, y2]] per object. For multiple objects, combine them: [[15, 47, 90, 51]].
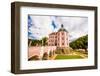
[[42, 37, 48, 46], [29, 37, 48, 46], [69, 35, 88, 49], [31, 39, 42, 46], [55, 55, 83, 59]]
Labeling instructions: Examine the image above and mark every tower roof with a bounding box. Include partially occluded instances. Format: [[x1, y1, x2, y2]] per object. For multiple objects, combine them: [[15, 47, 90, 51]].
[[58, 24, 68, 32]]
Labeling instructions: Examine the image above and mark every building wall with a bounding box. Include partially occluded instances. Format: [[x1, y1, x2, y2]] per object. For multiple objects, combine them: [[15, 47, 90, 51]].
[[48, 31, 69, 48], [57, 31, 69, 48], [48, 32, 57, 46]]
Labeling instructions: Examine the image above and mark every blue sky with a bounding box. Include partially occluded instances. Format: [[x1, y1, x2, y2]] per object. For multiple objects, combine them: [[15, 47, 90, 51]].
[[28, 15, 88, 42]]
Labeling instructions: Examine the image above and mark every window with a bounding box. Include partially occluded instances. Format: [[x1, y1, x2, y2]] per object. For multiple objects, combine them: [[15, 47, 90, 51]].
[[55, 36, 57, 38], [62, 32, 64, 35], [62, 37, 64, 40], [62, 43, 64, 45], [55, 43, 57, 46]]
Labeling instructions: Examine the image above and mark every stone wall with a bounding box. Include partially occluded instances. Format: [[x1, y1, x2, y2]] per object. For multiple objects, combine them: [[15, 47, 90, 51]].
[[28, 46, 57, 59]]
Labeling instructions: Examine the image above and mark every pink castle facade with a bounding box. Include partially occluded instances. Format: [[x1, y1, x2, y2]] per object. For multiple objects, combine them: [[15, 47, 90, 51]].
[[48, 24, 69, 49]]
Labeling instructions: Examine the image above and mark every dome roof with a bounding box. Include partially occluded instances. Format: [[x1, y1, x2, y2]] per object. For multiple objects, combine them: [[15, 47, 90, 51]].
[[58, 24, 68, 32]]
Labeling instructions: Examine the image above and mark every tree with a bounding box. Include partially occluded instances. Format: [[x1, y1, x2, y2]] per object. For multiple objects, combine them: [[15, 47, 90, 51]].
[[70, 35, 88, 50], [42, 37, 48, 46], [30, 39, 42, 46], [28, 37, 48, 46]]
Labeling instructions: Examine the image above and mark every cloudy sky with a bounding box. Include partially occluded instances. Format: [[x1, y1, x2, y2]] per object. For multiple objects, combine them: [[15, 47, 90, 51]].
[[28, 15, 88, 42]]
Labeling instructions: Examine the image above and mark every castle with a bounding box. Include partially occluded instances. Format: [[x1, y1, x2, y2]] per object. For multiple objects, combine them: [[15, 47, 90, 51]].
[[48, 24, 69, 49]]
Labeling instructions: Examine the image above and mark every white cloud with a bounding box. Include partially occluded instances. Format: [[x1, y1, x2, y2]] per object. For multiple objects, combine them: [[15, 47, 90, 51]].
[[28, 15, 88, 41]]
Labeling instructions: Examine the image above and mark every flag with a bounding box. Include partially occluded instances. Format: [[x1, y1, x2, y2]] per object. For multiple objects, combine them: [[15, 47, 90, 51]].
[[51, 20, 57, 29]]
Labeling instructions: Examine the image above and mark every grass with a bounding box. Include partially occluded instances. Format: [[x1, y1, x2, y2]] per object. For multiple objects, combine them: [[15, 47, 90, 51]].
[[55, 54, 83, 60]]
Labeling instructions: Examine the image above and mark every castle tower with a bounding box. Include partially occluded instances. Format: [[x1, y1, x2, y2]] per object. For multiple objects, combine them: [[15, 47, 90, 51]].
[[57, 24, 69, 49], [48, 24, 69, 49]]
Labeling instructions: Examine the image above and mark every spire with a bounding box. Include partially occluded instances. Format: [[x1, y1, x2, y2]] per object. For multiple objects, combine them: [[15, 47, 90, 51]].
[[61, 24, 64, 28], [58, 24, 68, 32]]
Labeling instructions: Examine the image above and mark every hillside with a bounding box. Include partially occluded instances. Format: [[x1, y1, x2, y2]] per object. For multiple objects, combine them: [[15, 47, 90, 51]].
[[69, 35, 88, 50]]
